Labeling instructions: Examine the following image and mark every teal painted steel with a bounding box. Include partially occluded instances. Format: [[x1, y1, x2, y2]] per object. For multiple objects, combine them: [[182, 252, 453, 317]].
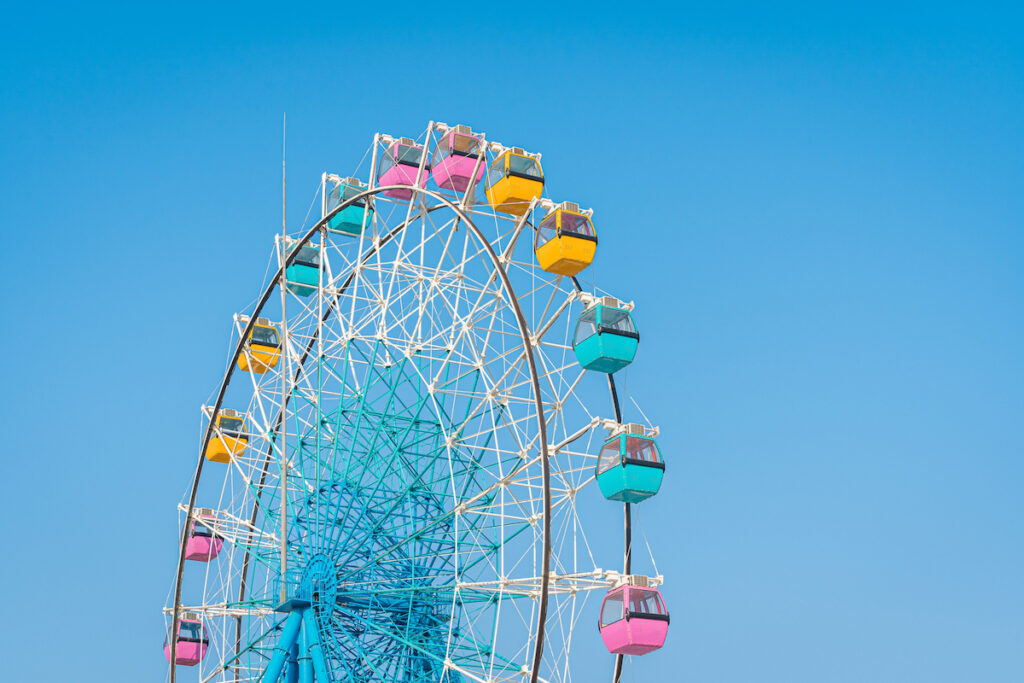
[[595, 433, 665, 503], [326, 181, 373, 236], [573, 304, 639, 373], [262, 611, 303, 682], [574, 334, 638, 373], [327, 181, 373, 236], [208, 194, 564, 681], [285, 263, 319, 297], [596, 464, 664, 503], [233, 336, 514, 681], [286, 642, 299, 683], [298, 626, 313, 683], [285, 245, 320, 297], [327, 204, 372, 236], [302, 609, 332, 682]]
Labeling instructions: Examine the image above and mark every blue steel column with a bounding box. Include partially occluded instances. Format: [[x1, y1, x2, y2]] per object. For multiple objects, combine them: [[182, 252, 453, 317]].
[[287, 640, 299, 683], [298, 622, 314, 683], [302, 609, 332, 681], [262, 610, 304, 682]]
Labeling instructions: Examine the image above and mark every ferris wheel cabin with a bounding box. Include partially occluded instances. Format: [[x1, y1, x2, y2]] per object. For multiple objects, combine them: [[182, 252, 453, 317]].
[[327, 177, 373, 236], [534, 202, 597, 276], [164, 615, 209, 666], [204, 409, 248, 463], [184, 510, 223, 562], [599, 578, 669, 655], [573, 298, 639, 373], [237, 318, 281, 374], [285, 244, 320, 298], [378, 137, 429, 200], [485, 148, 544, 215], [596, 425, 664, 503], [431, 125, 486, 193]]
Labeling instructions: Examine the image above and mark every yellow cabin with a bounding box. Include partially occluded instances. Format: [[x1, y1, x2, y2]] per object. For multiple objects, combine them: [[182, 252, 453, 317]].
[[485, 148, 544, 216], [205, 409, 248, 463], [534, 202, 597, 276], [237, 318, 281, 374]]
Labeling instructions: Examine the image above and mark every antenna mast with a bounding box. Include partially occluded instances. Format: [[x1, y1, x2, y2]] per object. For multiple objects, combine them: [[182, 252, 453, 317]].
[[279, 112, 288, 602], [282, 113, 287, 236]]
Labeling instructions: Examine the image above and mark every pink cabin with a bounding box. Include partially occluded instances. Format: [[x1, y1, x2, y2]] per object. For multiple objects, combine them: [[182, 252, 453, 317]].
[[431, 125, 485, 193], [163, 616, 209, 666], [599, 583, 669, 656], [184, 514, 223, 562], [377, 137, 429, 199]]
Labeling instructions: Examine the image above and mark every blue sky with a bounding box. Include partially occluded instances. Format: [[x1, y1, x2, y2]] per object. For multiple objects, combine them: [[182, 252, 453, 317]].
[[1, 2, 1022, 681]]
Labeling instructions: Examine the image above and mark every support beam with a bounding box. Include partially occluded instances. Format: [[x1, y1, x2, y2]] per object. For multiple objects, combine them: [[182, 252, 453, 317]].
[[287, 641, 299, 683], [302, 609, 332, 682], [261, 611, 303, 682], [298, 623, 314, 683]]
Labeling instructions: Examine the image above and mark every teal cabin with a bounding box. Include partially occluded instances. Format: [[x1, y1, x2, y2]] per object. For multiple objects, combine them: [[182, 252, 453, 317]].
[[285, 245, 320, 297], [573, 303, 639, 373], [327, 178, 373, 236], [596, 432, 665, 503]]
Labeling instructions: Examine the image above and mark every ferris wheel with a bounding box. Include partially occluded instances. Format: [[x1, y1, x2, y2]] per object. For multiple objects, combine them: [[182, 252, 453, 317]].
[[163, 122, 671, 683]]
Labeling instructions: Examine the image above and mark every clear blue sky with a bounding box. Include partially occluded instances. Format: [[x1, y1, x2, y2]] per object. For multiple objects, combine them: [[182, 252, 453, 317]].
[[2, 2, 1022, 681]]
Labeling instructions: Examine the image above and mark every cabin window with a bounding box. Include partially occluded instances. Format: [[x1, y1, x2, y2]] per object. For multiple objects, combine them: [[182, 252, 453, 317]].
[[251, 326, 280, 348], [629, 588, 666, 616], [293, 246, 319, 268], [601, 591, 625, 626], [395, 145, 425, 167], [574, 309, 599, 344], [340, 184, 366, 208], [624, 436, 660, 464], [597, 439, 622, 474], [601, 308, 636, 335], [218, 416, 245, 435], [508, 155, 542, 180], [177, 622, 206, 642], [560, 212, 593, 237]]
